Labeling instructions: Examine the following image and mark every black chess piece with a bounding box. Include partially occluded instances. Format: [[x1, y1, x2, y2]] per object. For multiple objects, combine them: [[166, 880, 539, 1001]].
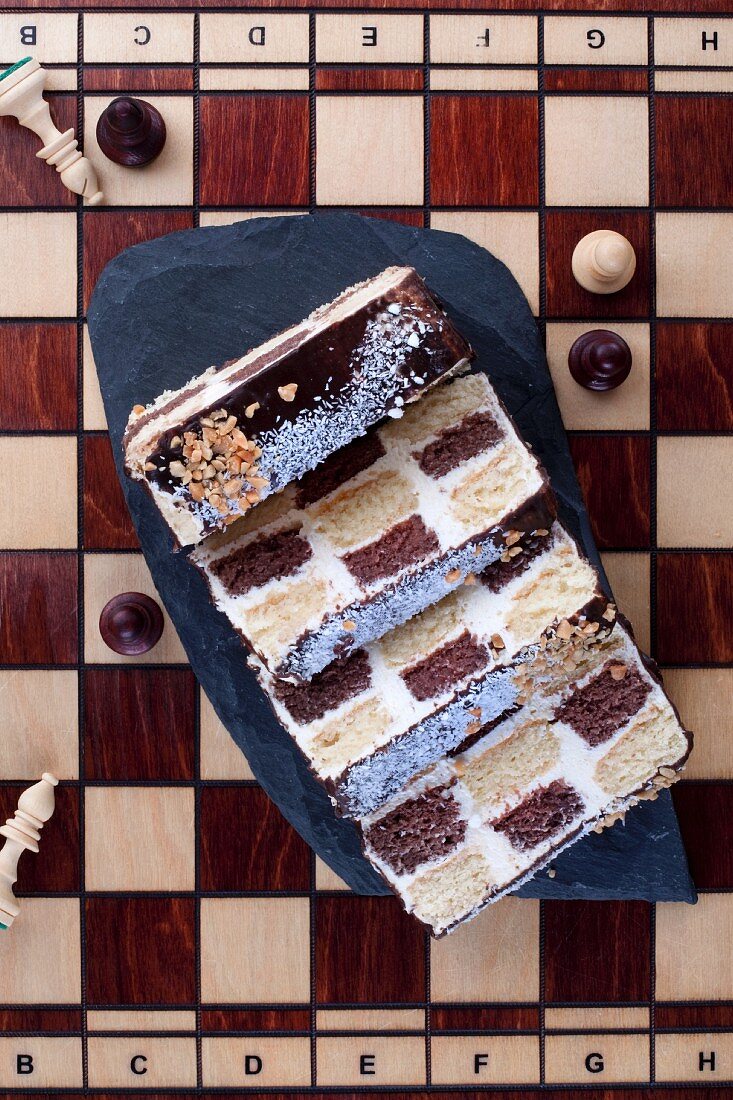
[[568, 329, 632, 392], [99, 592, 164, 655], [96, 96, 166, 167]]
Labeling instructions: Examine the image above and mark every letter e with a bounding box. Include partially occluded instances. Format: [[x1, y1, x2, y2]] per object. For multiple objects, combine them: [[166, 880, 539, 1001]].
[[360, 1054, 376, 1075], [362, 26, 377, 47]]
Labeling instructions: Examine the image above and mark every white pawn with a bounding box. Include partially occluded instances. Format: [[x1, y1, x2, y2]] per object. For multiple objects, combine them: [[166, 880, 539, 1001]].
[[0, 57, 102, 205], [572, 230, 636, 295], [0, 773, 58, 930]]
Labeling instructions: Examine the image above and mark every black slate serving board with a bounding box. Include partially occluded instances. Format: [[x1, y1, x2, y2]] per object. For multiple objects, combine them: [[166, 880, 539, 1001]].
[[88, 212, 695, 903]]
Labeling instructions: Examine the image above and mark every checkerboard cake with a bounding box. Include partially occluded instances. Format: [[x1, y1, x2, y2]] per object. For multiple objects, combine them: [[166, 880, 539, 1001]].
[[192, 373, 553, 682], [124, 266, 473, 546], [362, 621, 691, 935]]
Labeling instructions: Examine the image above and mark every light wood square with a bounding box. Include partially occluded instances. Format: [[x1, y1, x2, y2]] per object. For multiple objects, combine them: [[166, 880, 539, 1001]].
[[430, 70, 537, 92], [0, 436, 76, 548], [544, 16, 648, 65], [656, 894, 733, 1000], [545, 1033, 649, 1083], [656, 71, 733, 93], [431, 211, 539, 315], [85, 787, 194, 890], [662, 669, 733, 779], [546, 324, 650, 430], [317, 1037, 425, 1086], [0, 898, 80, 1002], [200, 688, 254, 780], [316, 96, 423, 206], [546, 1006, 649, 1030], [316, 15, 423, 63], [83, 14, 194, 63], [83, 553, 186, 664], [429, 15, 537, 65], [199, 69, 309, 92], [0, 14, 78, 63], [0, 670, 78, 779], [83, 326, 107, 430], [658, 437, 733, 548], [600, 553, 650, 653], [199, 211, 304, 228], [431, 1036, 540, 1086], [657, 213, 733, 318], [0, 1038, 82, 1088], [200, 14, 309, 64], [431, 897, 539, 1002], [84, 97, 193, 206], [201, 898, 310, 1003], [545, 97, 648, 207], [87, 1009, 196, 1032], [315, 857, 350, 891], [317, 1008, 423, 1031], [0, 213, 76, 316], [655, 19, 733, 67], [656, 1032, 733, 1082], [87, 1037, 197, 1087], [202, 1037, 311, 1087]]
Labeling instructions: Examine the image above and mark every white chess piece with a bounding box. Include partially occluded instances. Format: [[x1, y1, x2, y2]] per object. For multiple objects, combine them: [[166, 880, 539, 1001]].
[[0, 773, 58, 930], [0, 57, 102, 205], [572, 230, 636, 295]]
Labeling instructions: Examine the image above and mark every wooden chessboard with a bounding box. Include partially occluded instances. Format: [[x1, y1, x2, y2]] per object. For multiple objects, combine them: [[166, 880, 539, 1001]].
[[0, 2, 732, 1094]]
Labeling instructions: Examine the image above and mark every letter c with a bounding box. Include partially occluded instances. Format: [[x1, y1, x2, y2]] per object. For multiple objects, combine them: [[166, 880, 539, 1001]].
[[130, 1055, 147, 1075]]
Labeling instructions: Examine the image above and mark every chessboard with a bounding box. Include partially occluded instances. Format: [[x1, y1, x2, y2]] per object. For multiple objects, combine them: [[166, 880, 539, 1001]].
[[0, 2, 731, 1095]]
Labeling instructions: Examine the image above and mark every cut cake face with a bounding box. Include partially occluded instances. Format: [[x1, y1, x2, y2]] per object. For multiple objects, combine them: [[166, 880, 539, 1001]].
[[124, 266, 473, 546], [253, 524, 614, 819], [193, 373, 552, 682], [361, 621, 691, 935]]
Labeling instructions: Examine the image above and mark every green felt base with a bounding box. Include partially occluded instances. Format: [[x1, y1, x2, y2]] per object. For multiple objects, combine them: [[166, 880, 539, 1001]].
[[0, 56, 33, 82]]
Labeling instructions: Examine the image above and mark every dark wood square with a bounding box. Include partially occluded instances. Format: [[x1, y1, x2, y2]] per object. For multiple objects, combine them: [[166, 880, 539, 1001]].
[[430, 95, 538, 207], [199, 96, 309, 207], [545, 211, 650, 319], [0, 97, 76, 208], [85, 897, 196, 1005], [84, 669, 196, 780], [83, 434, 138, 550], [0, 554, 77, 664], [200, 786, 310, 892], [0, 784, 79, 893], [0, 324, 77, 431], [672, 783, 733, 889], [85, 67, 194, 92], [83, 210, 194, 310], [569, 435, 650, 548], [657, 323, 733, 431], [544, 900, 651, 1003], [657, 553, 733, 665], [656, 97, 733, 208], [315, 896, 425, 1004]]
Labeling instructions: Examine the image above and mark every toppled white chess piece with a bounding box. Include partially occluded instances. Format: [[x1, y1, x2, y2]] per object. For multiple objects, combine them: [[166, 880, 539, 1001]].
[[0, 56, 103, 205], [572, 229, 636, 295], [0, 773, 58, 930]]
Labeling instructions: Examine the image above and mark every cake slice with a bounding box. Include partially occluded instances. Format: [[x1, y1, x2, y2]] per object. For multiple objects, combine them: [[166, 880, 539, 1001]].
[[193, 373, 553, 682], [253, 524, 615, 819], [361, 621, 691, 935], [124, 267, 473, 546]]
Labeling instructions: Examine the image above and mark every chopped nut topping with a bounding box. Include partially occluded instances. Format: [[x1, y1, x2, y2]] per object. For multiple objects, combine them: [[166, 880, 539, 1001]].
[[535, 528, 549, 537], [278, 383, 298, 402], [602, 604, 617, 622], [444, 568, 461, 584], [342, 620, 357, 631], [504, 530, 522, 546], [556, 619, 574, 640], [464, 572, 477, 586], [465, 720, 482, 736], [491, 633, 505, 651], [159, 408, 269, 521], [245, 402, 260, 419], [609, 663, 627, 681], [132, 404, 145, 415], [468, 706, 482, 717], [507, 546, 523, 558], [144, 461, 156, 472]]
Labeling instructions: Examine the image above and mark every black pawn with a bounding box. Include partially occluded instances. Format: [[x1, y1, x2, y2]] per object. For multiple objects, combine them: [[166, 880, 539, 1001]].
[[99, 592, 164, 655], [96, 96, 166, 167], [568, 329, 632, 392]]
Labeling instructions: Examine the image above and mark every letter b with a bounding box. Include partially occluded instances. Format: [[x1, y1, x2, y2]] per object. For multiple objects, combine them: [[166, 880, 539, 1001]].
[[16, 1055, 33, 1075], [19, 25, 36, 45]]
